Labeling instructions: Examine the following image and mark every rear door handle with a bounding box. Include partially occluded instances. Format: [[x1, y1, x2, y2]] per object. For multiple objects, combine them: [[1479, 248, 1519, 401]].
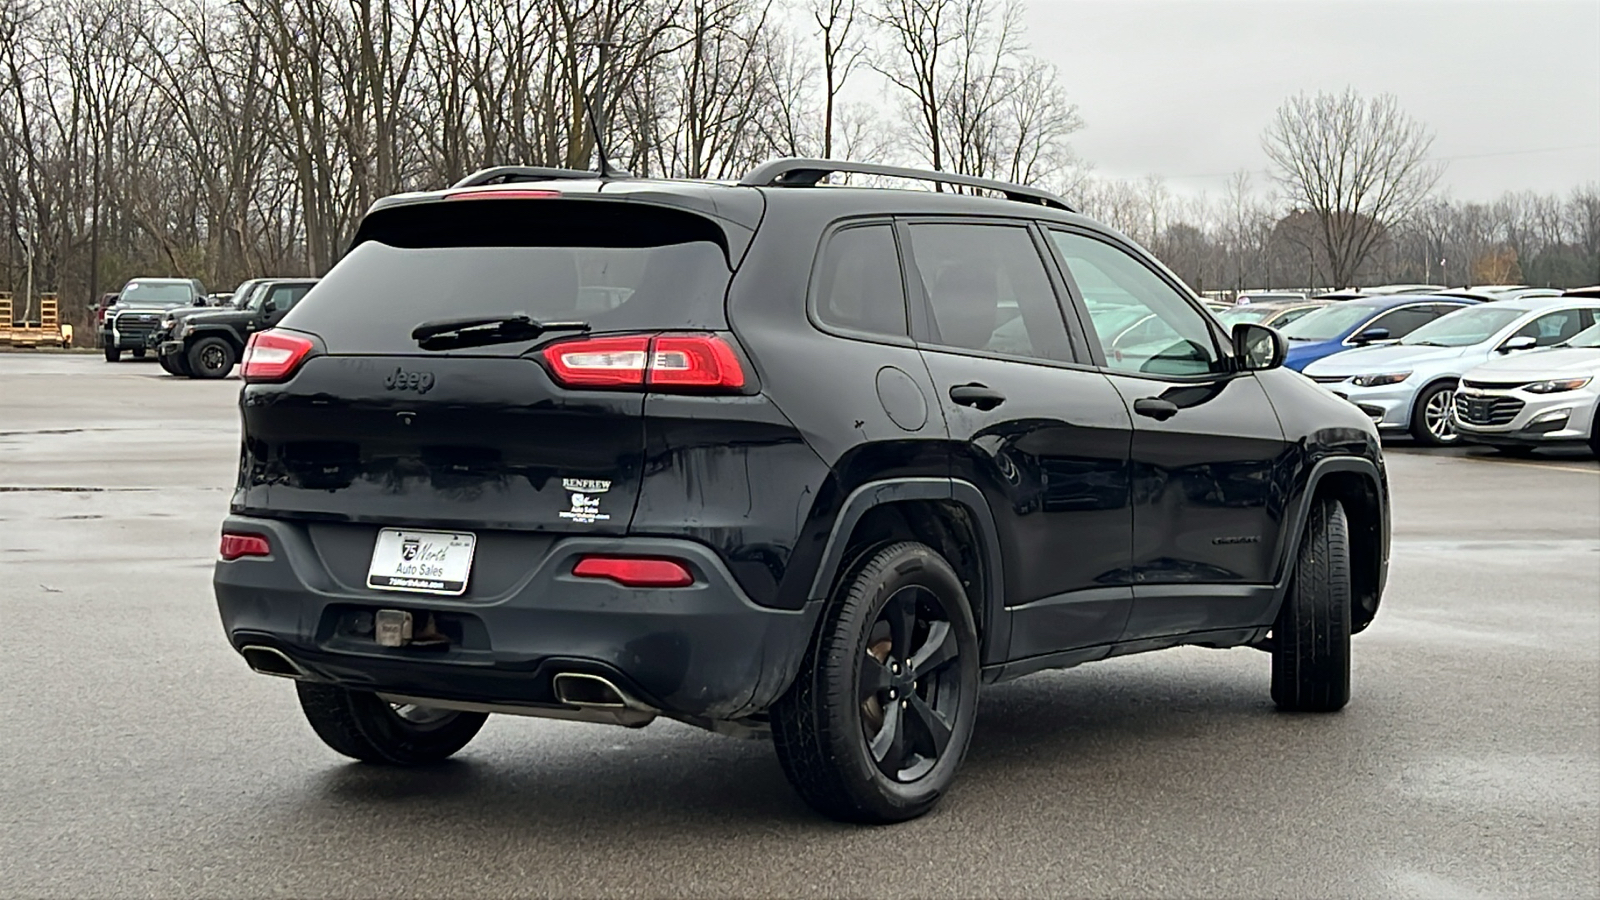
[[1133, 397, 1179, 420], [949, 383, 1006, 410]]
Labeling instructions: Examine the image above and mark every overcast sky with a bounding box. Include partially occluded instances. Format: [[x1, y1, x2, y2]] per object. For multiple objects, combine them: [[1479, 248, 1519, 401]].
[[1024, 0, 1600, 200]]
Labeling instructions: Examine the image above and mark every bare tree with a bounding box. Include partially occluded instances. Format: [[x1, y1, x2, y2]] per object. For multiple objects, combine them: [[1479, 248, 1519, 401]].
[[812, 0, 862, 158], [1262, 89, 1442, 288]]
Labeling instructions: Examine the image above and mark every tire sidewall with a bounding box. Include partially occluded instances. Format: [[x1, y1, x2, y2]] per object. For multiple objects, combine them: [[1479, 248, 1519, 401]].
[[187, 337, 236, 379], [818, 543, 980, 818]]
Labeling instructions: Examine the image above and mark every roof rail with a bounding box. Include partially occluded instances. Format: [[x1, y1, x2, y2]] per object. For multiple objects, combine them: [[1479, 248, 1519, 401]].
[[738, 158, 1074, 212], [451, 165, 618, 188]]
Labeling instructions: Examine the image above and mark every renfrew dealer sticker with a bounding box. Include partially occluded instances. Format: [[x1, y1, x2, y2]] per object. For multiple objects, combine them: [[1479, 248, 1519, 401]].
[[367, 529, 476, 596]]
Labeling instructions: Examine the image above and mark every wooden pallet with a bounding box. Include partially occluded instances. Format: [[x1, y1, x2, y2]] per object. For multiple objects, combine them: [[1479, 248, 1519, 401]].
[[0, 292, 73, 348]]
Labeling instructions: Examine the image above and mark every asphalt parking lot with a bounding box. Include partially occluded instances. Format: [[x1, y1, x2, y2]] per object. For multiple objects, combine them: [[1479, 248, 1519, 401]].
[[2, 353, 1597, 900]]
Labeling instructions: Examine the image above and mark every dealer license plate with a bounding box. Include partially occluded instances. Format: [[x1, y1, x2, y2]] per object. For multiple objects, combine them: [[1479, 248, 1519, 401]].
[[366, 529, 476, 596]]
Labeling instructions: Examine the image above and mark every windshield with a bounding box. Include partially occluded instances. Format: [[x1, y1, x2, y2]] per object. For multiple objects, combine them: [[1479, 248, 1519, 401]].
[[1400, 307, 1523, 347], [119, 281, 194, 306], [1218, 307, 1274, 326], [1278, 303, 1378, 341], [1563, 323, 1600, 348]]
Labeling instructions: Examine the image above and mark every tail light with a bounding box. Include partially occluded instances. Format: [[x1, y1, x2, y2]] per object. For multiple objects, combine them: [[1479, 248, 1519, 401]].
[[241, 330, 315, 382], [572, 556, 695, 588], [542, 333, 747, 391], [220, 532, 272, 560]]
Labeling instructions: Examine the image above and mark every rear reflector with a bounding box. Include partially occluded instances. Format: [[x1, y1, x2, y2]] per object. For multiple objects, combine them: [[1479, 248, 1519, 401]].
[[241, 331, 314, 382], [220, 532, 272, 560], [542, 333, 746, 391], [572, 556, 695, 588], [444, 189, 562, 201]]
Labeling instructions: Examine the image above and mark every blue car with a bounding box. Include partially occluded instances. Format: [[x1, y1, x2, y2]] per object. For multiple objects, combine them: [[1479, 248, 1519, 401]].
[[1280, 294, 1480, 371]]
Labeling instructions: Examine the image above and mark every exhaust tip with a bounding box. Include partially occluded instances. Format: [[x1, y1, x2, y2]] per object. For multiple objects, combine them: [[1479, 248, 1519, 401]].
[[552, 672, 631, 709], [241, 645, 310, 680]]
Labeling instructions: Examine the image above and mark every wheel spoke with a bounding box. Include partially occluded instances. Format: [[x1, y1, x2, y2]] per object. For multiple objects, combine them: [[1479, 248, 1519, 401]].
[[867, 697, 904, 766], [886, 590, 917, 660], [906, 692, 953, 758], [909, 620, 957, 675], [859, 651, 892, 702]]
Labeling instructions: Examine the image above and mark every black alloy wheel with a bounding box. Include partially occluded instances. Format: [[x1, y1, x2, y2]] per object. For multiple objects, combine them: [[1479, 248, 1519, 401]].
[[186, 336, 236, 379], [859, 584, 965, 783], [772, 541, 979, 824]]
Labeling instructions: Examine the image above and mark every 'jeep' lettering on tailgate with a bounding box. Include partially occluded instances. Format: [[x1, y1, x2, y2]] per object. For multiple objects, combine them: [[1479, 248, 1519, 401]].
[[384, 367, 435, 394]]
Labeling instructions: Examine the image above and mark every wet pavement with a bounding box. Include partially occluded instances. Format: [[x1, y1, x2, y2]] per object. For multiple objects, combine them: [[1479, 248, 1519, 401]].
[[2, 353, 1597, 899]]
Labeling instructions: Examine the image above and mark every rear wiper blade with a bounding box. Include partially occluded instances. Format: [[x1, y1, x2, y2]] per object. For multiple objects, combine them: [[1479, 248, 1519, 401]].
[[412, 313, 589, 350]]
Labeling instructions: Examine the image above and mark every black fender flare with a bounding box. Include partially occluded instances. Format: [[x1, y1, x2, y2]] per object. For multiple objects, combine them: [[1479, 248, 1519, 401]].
[[805, 477, 1009, 664], [185, 325, 245, 354], [1268, 454, 1389, 632]]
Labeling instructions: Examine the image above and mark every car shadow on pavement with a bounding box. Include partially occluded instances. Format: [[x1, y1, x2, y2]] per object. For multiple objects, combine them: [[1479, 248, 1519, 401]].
[[286, 656, 1301, 835]]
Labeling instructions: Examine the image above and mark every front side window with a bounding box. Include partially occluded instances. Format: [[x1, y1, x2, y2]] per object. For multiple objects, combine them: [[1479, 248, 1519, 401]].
[[1401, 307, 1526, 347], [263, 284, 313, 312], [813, 224, 907, 338], [1049, 230, 1221, 377], [1514, 308, 1594, 346], [903, 222, 1072, 362]]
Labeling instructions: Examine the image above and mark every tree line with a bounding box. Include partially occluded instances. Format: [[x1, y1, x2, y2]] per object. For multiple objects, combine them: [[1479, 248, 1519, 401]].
[[2, 0, 1596, 331]]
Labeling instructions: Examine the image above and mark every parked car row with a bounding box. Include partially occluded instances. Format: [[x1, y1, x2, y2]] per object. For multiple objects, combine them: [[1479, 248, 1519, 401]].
[[1285, 288, 1600, 450], [101, 276, 318, 378]]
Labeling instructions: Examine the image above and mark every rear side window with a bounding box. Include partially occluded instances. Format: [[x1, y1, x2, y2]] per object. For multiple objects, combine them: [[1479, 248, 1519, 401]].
[[281, 201, 733, 354], [813, 224, 907, 338], [1363, 306, 1436, 340]]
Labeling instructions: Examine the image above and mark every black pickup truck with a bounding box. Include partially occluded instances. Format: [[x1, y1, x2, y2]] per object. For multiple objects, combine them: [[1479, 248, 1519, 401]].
[[100, 278, 208, 361], [157, 279, 318, 378]]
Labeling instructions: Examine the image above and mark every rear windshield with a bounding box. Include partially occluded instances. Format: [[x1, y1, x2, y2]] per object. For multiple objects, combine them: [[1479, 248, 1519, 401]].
[[120, 282, 194, 305], [281, 200, 733, 355]]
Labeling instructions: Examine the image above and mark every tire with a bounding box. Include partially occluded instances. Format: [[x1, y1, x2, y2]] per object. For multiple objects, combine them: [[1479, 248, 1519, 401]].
[[1408, 381, 1459, 446], [1271, 498, 1352, 713], [104, 345, 120, 362], [158, 354, 187, 376], [1589, 404, 1600, 458], [131, 347, 146, 359], [295, 682, 487, 765], [186, 336, 236, 379], [772, 541, 980, 824]]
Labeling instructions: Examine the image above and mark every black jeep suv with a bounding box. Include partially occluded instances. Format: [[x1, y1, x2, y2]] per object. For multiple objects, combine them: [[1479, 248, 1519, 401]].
[[158, 278, 318, 378], [215, 160, 1389, 823]]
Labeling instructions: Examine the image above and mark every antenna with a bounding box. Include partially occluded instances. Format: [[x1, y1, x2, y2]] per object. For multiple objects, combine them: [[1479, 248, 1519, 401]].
[[579, 40, 629, 179]]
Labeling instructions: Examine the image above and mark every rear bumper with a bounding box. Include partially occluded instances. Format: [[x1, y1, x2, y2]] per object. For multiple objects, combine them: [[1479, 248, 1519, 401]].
[[214, 515, 820, 720]]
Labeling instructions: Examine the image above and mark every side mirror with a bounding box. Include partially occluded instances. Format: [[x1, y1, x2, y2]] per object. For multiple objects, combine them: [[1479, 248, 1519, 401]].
[[1352, 327, 1391, 344], [1500, 335, 1537, 352], [1232, 322, 1286, 371], [262, 299, 277, 313]]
